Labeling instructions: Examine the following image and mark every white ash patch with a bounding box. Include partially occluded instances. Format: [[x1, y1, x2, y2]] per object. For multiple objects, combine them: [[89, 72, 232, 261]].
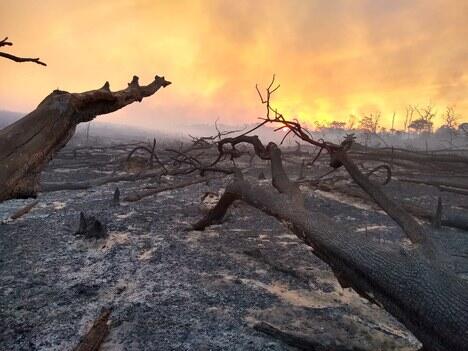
[[114, 210, 137, 220], [51, 201, 67, 210], [314, 190, 381, 212], [356, 225, 389, 232], [138, 247, 157, 261], [183, 230, 220, 244], [199, 192, 221, 213], [52, 168, 75, 173]]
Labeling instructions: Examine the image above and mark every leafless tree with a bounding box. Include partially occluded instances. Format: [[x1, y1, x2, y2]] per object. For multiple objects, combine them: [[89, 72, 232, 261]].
[[328, 120, 346, 130], [359, 112, 381, 147], [441, 106, 459, 145], [410, 104, 436, 134], [403, 105, 415, 133]]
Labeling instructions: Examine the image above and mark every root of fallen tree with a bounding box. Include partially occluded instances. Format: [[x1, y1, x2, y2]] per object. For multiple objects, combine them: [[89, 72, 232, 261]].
[[0, 75, 170, 202]]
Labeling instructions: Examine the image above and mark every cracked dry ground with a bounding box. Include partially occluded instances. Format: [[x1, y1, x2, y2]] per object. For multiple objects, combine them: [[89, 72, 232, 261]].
[[5, 149, 467, 350]]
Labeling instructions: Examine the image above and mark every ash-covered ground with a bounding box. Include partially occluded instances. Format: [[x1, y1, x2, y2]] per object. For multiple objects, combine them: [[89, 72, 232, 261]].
[[1, 140, 467, 351]]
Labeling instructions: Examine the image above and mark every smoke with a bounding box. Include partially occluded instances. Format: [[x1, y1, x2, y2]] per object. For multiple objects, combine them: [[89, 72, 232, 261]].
[[0, 0, 466, 131]]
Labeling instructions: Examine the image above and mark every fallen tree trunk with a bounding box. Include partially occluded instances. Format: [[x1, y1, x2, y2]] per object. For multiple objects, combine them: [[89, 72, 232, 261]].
[[0, 75, 170, 202], [124, 174, 224, 202], [253, 321, 363, 351], [349, 144, 468, 166], [41, 169, 164, 192], [397, 176, 468, 191], [313, 182, 468, 231], [194, 140, 468, 351]]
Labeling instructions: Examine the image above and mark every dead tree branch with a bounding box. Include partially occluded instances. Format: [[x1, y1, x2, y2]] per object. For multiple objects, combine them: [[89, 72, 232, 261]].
[[0, 75, 170, 202], [8, 200, 39, 220], [0, 37, 46, 66]]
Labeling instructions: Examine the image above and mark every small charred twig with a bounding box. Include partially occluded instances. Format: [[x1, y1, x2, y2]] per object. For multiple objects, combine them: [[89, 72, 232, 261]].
[[74, 308, 111, 351], [126, 138, 167, 172], [9, 200, 39, 220], [165, 147, 238, 176], [188, 119, 246, 147]]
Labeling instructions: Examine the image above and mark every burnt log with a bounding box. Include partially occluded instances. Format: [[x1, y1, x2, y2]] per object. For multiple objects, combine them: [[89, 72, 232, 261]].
[[349, 144, 468, 166], [254, 321, 363, 351], [194, 138, 468, 351], [313, 182, 468, 232]]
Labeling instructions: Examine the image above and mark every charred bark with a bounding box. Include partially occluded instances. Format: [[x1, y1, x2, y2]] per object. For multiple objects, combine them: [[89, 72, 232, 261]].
[[254, 322, 363, 351], [194, 138, 468, 351], [0, 75, 170, 202], [349, 144, 468, 166], [73, 308, 111, 351], [75, 212, 107, 239], [313, 182, 468, 232]]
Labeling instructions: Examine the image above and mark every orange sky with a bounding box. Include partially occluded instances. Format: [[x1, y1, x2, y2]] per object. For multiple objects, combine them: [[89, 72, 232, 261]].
[[0, 0, 467, 132]]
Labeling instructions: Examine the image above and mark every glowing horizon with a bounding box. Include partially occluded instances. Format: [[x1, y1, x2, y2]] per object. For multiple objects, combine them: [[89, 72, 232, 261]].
[[0, 0, 466, 132]]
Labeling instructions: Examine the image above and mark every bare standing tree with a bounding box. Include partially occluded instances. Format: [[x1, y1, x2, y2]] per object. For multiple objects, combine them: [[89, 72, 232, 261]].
[[442, 106, 458, 145], [347, 114, 356, 130], [403, 105, 414, 134], [411, 104, 436, 134], [358, 112, 380, 147]]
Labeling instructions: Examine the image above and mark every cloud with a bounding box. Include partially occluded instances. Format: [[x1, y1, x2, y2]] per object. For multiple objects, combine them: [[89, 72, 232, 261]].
[[0, 0, 466, 130]]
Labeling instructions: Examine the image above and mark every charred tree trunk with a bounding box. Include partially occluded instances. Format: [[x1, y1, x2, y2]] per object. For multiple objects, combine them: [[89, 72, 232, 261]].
[[349, 144, 468, 167], [194, 138, 468, 351], [0, 75, 170, 202]]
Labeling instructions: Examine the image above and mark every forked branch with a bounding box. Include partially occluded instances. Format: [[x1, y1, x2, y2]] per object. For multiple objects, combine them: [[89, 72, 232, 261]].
[[0, 36, 46, 66]]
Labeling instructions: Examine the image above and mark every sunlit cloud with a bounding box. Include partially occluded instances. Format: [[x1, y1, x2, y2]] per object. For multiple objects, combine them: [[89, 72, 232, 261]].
[[0, 0, 466, 131]]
